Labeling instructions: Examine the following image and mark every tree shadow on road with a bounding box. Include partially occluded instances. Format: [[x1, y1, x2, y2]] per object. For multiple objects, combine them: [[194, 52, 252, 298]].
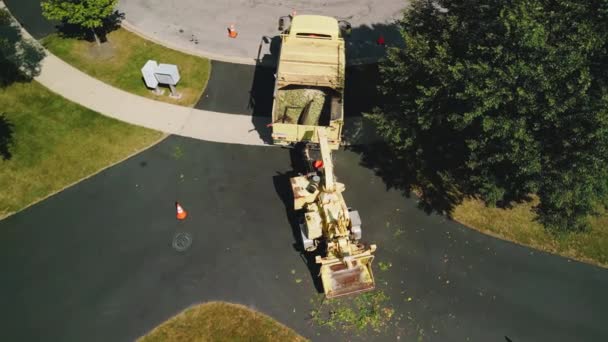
[[347, 135, 468, 217]]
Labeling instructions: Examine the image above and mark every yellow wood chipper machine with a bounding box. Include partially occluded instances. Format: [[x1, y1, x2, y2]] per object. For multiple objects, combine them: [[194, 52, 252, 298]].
[[289, 128, 377, 298], [271, 13, 377, 298]]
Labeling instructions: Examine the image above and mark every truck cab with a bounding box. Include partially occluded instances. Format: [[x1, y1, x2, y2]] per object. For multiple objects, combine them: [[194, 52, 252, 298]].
[[271, 15, 347, 150]]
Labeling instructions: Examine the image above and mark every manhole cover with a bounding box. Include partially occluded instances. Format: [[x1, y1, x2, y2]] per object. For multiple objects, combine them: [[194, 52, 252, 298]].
[[172, 232, 192, 252]]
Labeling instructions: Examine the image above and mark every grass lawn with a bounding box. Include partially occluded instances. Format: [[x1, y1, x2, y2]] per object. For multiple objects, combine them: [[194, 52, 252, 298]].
[[138, 302, 307, 342], [0, 81, 163, 219], [42, 28, 210, 107], [452, 197, 608, 267]]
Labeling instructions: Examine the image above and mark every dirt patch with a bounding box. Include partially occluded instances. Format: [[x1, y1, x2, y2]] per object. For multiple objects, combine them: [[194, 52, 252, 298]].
[[87, 41, 116, 60]]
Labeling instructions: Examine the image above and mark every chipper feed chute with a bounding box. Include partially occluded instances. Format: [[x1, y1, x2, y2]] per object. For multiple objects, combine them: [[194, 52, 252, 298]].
[[317, 246, 377, 299]]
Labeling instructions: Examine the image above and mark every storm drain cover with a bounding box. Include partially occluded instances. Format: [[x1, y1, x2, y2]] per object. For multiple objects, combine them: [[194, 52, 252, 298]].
[[172, 232, 192, 252]]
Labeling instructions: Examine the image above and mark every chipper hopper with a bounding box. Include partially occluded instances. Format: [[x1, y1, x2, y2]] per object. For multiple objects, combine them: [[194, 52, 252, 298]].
[[316, 241, 377, 298], [290, 128, 377, 298]]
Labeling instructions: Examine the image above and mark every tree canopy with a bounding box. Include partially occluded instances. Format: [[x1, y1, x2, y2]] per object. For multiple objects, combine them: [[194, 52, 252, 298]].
[[41, 0, 118, 44], [368, 0, 608, 231]]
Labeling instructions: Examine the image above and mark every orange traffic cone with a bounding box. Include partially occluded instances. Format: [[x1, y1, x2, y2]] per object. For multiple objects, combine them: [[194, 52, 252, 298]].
[[228, 24, 238, 38], [176, 202, 188, 220]]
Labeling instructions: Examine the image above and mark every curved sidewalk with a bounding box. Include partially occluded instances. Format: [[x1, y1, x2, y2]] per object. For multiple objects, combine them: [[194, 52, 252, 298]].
[[36, 54, 270, 146]]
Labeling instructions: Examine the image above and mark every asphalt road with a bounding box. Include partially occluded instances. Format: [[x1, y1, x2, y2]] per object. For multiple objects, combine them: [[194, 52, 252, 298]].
[[1, 136, 607, 342]]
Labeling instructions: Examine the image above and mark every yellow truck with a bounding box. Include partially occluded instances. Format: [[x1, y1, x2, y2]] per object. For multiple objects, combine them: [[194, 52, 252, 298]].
[[270, 15, 347, 150]]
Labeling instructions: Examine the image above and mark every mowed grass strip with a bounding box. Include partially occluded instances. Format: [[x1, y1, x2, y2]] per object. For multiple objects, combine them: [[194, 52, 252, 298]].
[[0, 81, 163, 219], [42, 28, 210, 107], [138, 302, 307, 342], [452, 197, 608, 267]]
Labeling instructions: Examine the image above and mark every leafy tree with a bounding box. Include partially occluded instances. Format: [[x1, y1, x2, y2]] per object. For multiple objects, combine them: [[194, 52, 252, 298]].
[[368, 0, 608, 231], [41, 0, 118, 45], [0, 9, 45, 86]]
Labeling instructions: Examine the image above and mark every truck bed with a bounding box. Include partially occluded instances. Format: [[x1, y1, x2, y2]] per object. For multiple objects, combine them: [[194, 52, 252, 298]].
[[276, 36, 345, 88]]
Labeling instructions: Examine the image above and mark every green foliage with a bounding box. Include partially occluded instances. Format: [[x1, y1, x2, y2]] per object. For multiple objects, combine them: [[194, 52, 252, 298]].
[[0, 9, 45, 86], [172, 146, 183, 160], [277, 88, 327, 125], [369, 0, 608, 231], [41, 0, 117, 31], [310, 291, 394, 333], [378, 261, 392, 271]]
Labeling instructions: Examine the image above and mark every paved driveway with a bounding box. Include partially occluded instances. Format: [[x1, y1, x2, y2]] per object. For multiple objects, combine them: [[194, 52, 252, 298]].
[[1, 136, 607, 341]]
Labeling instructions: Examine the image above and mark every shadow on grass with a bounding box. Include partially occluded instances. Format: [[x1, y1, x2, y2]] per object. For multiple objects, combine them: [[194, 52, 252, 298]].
[[0, 8, 45, 87], [0, 114, 15, 161]]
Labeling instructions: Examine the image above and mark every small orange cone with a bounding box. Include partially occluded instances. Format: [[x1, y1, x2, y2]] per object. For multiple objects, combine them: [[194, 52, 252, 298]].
[[228, 24, 238, 38], [176, 202, 188, 220]]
